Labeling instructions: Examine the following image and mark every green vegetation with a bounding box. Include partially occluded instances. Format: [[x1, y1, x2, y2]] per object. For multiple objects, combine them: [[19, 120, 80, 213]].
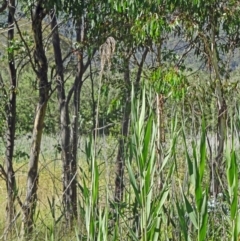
[[0, 0, 240, 240]]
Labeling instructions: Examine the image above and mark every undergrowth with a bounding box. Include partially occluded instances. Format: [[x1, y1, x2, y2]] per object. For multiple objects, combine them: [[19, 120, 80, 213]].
[[0, 85, 239, 241]]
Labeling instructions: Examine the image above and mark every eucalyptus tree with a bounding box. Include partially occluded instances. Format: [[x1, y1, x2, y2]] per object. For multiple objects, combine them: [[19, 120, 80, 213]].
[[0, 0, 48, 235], [0, 0, 65, 233], [50, 0, 118, 226], [50, 13, 94, 226], [8, 0, 80, 232], [108, 0, 185, 202], [5, 0, 17, 235], [175, 0, 240, 196], [21, 0, 51, 234], [50, 10, 74, 225], [0, 0, 18, 237]]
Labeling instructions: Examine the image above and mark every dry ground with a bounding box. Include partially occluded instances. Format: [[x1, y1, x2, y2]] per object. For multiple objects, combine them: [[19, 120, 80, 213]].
[[0, 160, 66, 237]]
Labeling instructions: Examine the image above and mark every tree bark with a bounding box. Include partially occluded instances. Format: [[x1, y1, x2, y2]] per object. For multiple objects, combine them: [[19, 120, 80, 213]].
[[211, 21, 227, 197], [156, 41, 165, 190], [4, 0, 17, 237], [67, 20, 84, 223], [50, 10, 78, 226], [22, 1, 49, 235], [65, 17, 95, 224], [202, 18, 227, 197], [114, 57, 131, 203], [212, 93, 227, 196], [156, 93, 165, 189]]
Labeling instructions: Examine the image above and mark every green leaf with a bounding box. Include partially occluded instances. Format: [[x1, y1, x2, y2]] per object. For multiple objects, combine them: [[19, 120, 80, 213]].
[[194, 157, 202, 211], [183, 194, 198, 229], [142, 115, 152, 163], [199, 192, 208, 241], [230, 194, 238, 221], [127, 159, 141, 206], [199, 118, 206, 182], [176, 200, 189, 241]]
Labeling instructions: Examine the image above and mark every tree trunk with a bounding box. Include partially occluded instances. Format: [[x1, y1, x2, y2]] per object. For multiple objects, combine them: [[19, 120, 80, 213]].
[[211, 85, 227, 197], [50, 11, 75, 226], [114, 58, 130, 203], [90, 63, 96, 133], [156, 93, 165, 189], [4, 0, 17, 237], [155, 41, 165, 190], [22, 2, 49, 235], [209, 20, 227, 197], [212, 25, 226, 196], [67, 20, 84, 223], [198, 18, 228, 197], [66, 17, 95, 224]]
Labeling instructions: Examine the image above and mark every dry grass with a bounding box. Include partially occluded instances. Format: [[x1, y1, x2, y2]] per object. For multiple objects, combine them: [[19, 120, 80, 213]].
[[0, 155, 116, 238], [0, 159, 63, 235]]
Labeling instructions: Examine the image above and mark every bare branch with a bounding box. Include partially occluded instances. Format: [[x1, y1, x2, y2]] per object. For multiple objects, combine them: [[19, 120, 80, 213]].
[[14, 18, 37, 74], [0, 164, 7, 181], [83, 48, 97, 72], [135, 47, 149, 83], [175, 44, 193, 68], [93, 123, 114, 130]]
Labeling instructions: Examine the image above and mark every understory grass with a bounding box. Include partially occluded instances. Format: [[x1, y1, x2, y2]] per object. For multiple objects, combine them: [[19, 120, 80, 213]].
[[0, 85, 240, 240]]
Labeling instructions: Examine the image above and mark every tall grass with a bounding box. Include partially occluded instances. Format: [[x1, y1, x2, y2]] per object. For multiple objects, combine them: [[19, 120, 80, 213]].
[[124, 86, 171, 240], [226, 141, 239, 241], [179, 119, 208, 241], [1, 84, 240, 240]]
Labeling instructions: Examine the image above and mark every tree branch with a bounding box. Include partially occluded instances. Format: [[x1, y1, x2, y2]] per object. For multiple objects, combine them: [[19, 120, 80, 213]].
[[135, 47, 149, 83], [0, 164, 7, 181], [14, 18, 37, 74]]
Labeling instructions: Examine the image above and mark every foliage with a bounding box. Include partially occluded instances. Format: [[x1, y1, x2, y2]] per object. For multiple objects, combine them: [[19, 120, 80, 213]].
[[151, 66, 187, 100], [0, 0, 240, 240]]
